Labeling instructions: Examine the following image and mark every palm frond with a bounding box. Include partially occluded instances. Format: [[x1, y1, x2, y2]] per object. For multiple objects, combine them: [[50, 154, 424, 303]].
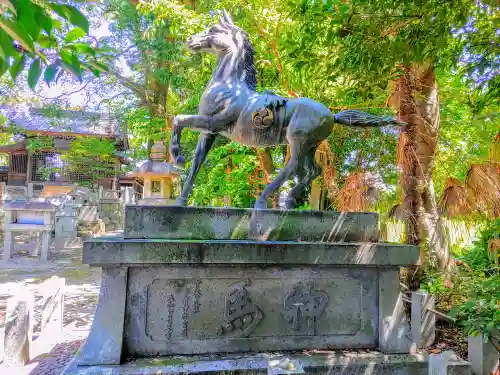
[[339, 172, 378, 212], [439, 178, 474, 218], [396, 130, 411, 187], [465, 162, 500, 218], [323, 166, 339, 205]]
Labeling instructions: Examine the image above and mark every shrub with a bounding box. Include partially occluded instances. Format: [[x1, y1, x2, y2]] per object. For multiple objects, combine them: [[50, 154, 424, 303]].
[[460, 218, 500, 271], [449, 273, 500, 339]]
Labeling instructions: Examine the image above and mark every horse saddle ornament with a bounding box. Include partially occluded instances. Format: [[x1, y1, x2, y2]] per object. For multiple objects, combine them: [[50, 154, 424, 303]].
[[252, 107, 274, 129]]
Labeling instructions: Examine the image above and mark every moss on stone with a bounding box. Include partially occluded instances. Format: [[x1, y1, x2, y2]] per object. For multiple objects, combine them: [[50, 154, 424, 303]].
[[149, 357, 199, 366]]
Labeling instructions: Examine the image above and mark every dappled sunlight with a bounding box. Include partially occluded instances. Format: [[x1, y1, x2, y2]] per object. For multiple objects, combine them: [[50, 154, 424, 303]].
[[384, 218, 478, 249], [325, 212, 348, 242], [353, 243, 377, 265]]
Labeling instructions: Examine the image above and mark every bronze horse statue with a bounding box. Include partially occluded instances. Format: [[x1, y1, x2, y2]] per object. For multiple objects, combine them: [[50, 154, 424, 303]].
[[170, 11, 404, 209]]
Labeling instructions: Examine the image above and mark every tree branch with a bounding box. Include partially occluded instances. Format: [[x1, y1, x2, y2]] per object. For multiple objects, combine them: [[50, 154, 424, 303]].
[[106, 68, 147, 99], [36, 80, 92, 101], [96, 91, 132, 110]]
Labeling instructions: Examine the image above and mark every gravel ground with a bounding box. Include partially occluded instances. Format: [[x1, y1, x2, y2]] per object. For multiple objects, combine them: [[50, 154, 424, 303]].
[[27, 340, 83, 375], [0, 242, 100, 375]]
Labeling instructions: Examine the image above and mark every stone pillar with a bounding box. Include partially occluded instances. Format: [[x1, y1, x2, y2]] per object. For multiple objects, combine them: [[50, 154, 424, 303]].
[[43, 211, 53, 226], [2, 209, 14, 263], [32, 232, 41, 257], [40, 231, 51, 262], [143, 179, 152, 199], [2, 231, 15, 264], [77, 267, 128, 365], [468, 333, 499, 375], [27, 183, 34, 198], [378, 269, 412, 353], [162, 177, 172, 199], [0, 181, 5, 201], [428, 351, 455, 375], [122, 187, 134, 204], [411, 291, 435, 349], [3, 288, 34, 365]]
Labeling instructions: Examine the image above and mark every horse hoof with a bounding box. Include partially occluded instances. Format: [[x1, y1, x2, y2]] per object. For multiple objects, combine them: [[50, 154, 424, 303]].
[[176, 197, 188, 206], [175, 155, 185, 167], [284, 199, 295, 209], [254, 200, 267, 210]]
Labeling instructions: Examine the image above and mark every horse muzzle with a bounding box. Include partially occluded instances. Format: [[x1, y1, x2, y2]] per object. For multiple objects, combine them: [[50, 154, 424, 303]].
[[186, 36, 207, 52]]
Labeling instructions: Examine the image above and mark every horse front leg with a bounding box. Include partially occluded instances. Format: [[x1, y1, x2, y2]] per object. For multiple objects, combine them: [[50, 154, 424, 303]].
[[176, 132, 216, 206], [170, 115, 213, 167], [170, 112, 234, 167]]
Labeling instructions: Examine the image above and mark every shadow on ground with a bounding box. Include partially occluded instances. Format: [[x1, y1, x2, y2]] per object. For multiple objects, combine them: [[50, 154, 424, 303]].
[[28, 340, 83, 375]]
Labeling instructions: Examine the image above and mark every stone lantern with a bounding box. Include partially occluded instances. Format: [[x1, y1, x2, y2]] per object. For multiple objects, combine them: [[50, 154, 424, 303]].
[[132, 141, 180, 205]]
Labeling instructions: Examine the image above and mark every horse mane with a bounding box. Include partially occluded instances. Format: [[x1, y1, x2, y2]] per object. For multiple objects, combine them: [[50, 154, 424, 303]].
[[240, 31, 257, 90]]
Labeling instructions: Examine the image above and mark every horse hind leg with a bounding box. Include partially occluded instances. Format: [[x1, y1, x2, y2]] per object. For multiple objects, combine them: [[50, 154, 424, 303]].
[[177, 133, 216, 205], [254, 139, 305, 209], [284, 147, 321, 209]]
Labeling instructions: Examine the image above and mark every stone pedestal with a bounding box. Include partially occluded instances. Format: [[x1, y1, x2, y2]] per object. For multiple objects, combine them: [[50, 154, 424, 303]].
[[63, 206, 465, 375]]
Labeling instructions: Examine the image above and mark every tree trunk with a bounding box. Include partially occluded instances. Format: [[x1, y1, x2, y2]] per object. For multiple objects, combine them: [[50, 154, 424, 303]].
[[257, 147, 276, 206], [389, 64, 454, 274], [257, 148, 274, 181]]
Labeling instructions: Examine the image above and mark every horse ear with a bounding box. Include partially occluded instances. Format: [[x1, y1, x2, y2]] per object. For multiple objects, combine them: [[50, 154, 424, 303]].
[[222, 9, 234, 25], [219, 15, 229, 28]]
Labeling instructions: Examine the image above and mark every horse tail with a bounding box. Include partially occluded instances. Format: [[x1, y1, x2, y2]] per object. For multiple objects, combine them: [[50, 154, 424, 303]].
[[333, 110, 405, 127]]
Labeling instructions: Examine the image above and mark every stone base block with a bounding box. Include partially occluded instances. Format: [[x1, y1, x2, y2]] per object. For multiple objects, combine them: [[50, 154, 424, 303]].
[[124, 206, 380, 242], [62, 351, 471, 375], [138, 198, 177, 205]]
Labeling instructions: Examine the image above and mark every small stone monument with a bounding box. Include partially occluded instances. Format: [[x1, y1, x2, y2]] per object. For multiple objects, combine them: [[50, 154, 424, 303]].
[[40, 276, 65, 336], [55, 192, 83, 249], [3, 287, 34, 365], [131, 141, 180, 205], [2, 200, 56, 263]]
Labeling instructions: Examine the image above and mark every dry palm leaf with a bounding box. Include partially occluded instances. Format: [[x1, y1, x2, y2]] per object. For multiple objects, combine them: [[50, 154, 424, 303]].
[[339, 172, 378, 212], [465, 163, 500, 218], [396, 130, 411, 186], [323, 166, 339, 205], [439, 178, 474, 218], [314, 140, 338, 205]]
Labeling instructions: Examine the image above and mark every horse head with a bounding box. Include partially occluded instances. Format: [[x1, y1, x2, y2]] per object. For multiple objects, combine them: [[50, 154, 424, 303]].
[[186, 10, 247, 56]]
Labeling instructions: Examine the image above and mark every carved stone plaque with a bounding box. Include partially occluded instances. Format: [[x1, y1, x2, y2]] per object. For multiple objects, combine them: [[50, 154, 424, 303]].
[[145, 279, 201, 341], [284, 281, 328, 335], [217, 279, 263, 337], [125, 266, 375, 356]]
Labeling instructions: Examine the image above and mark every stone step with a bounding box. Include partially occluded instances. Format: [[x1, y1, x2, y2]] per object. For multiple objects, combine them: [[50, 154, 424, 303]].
[[83, 238, 418, 266], [62, 351, 472, 375], [124, 206, 379, 242]]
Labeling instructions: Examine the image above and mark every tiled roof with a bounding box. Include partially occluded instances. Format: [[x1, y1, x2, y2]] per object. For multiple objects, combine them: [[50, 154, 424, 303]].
[[0, 106, 121, 136]]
